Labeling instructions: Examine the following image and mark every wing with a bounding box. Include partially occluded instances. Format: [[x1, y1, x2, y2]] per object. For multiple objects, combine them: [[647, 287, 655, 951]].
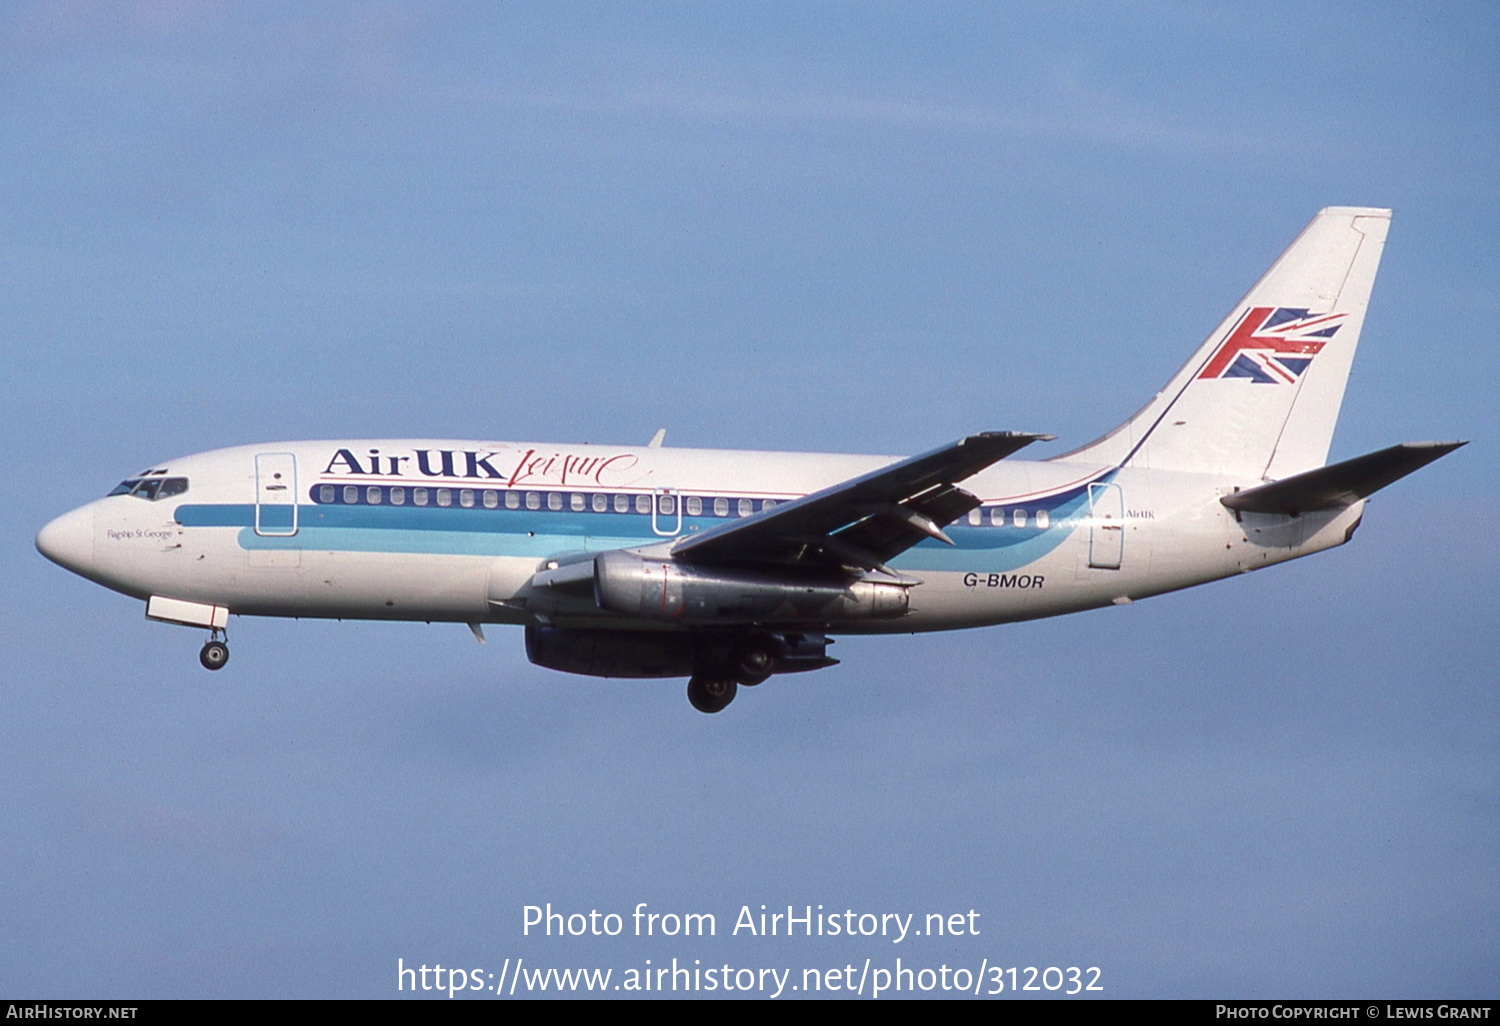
[[670, 431, 1052, 572]]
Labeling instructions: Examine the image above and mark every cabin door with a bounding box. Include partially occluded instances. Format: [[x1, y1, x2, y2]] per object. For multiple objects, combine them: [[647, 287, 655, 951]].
[[651, 488, 682, 536], [254, 452, 299, 537], [1087, 481, 1123, 569]]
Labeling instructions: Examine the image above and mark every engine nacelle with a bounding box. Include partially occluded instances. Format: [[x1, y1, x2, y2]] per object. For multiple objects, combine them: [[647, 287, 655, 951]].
[[525, 624, 698, 678], [524, 625, 837, 679], [592, 550, 909, 625]]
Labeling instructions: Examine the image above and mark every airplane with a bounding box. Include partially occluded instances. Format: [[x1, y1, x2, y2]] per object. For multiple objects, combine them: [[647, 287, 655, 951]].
[[36, 207, 1463, 712]]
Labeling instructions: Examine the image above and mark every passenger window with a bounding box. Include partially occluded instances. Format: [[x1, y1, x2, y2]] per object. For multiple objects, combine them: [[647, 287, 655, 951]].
[[343, 485, 359, 504], [437, 489, 452, 507], [547, 493, 562, 511], [635, 495, 650, 514], [737, 498, 753, 517], [659, 494, 676, 516], [483, 490, 498, 509], [319, 485, 335, 503], [761, 499, 778, 511], [460, 489, 475, 508], [592, 493, 607, 512], [414, 488, 429, 506], [525, 492, 540, 510], [968, 509, 982, 526], [367, 486, 382, 504], [391, 487, 406, 506], [1013, 509, 1027, 528], [505, 491, 520, 509], [615, 494, 630, 513], [570, 493, 585, 512], [686, 496, 702, 516], [713, 497, 729, 517], [1036, 510, 1050, 529], [990, 507, 1004, 527]]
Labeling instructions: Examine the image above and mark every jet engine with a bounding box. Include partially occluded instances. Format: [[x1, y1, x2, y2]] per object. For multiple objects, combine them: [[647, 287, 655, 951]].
[[524, 624, 837, 680], [590, 549, 909, 624]]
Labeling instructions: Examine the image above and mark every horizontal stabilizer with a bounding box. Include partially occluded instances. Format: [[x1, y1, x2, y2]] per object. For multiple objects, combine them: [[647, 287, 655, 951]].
[[1222, 441, 1466, 515]]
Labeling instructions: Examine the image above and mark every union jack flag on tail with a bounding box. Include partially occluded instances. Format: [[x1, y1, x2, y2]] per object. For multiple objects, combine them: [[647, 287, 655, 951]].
[[1197, 306, 1347, 384], [1060, 207, 1389, 476]]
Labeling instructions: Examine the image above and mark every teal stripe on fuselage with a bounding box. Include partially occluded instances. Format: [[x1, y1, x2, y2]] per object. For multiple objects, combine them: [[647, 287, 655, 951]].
[[890, 484, 1091, 572], [176, 481, 1093, 572], [239, 526, 653, 559]]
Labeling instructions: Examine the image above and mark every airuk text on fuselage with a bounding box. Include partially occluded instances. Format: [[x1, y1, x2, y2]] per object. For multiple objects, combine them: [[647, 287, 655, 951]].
[[321, 446, 642, 488]]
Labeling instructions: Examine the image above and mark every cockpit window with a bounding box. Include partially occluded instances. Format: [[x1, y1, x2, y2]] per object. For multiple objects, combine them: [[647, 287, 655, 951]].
[[108, 477, 189, 501]]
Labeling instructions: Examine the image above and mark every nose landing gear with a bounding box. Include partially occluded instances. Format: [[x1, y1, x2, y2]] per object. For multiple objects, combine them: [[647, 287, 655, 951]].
[[199, 629, 229, 671]]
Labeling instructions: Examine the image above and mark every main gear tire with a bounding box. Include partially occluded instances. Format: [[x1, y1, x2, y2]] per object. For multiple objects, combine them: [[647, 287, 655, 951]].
[[687, 674, 737, 713]]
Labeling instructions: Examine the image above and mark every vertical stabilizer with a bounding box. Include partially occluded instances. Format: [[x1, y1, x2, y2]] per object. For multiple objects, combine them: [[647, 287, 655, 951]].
[[1058, 208, 1391, 479]]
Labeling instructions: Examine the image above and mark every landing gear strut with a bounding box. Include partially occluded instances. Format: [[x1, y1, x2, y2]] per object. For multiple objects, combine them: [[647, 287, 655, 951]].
[[199, 629, 229, 671], [687, 674, 737, 714]]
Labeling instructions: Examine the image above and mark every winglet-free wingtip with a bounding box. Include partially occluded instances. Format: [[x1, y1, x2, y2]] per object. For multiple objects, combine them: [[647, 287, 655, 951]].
[[959, 431, 1056, 452], [966, 431, 1055, 442]]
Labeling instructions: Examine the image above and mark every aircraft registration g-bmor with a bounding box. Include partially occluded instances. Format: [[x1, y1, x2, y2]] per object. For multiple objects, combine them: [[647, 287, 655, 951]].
[[37, 208, 1463, 712]]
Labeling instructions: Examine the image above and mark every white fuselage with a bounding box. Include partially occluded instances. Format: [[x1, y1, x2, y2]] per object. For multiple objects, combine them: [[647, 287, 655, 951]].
[[41, 438, 1363, 634]]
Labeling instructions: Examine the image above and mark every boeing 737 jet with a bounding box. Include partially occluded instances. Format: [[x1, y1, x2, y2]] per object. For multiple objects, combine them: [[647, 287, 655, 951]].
[[37, 208, 1462, 711]]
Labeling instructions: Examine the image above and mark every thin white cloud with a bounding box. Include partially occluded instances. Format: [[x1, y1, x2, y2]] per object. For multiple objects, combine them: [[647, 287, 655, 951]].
[[420, 74, 1268, 158]]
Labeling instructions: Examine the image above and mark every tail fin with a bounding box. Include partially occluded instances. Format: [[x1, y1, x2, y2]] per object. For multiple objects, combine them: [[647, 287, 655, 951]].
[[1059, 207, 1391, 479]]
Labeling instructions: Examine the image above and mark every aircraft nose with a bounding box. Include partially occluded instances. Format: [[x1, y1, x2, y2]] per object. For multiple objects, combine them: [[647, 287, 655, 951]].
[[36, 505, 96, 574]]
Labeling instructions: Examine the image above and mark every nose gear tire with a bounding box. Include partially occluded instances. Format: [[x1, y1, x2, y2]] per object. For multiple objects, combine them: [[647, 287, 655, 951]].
[[200, 641, 229, 671]]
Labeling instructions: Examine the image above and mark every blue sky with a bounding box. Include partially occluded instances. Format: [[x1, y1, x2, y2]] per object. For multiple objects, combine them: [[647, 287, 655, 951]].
[[2, 1, 1496, 998]]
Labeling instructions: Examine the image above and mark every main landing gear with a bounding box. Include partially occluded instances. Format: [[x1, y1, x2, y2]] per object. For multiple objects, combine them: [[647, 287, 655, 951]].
[[684, 636, 807, 713], [199, 629, 229, 671], [687, 674, 737, 714]]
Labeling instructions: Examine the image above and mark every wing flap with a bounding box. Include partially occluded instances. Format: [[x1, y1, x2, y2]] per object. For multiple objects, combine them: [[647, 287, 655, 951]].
[[831, 483, 983, 562]]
